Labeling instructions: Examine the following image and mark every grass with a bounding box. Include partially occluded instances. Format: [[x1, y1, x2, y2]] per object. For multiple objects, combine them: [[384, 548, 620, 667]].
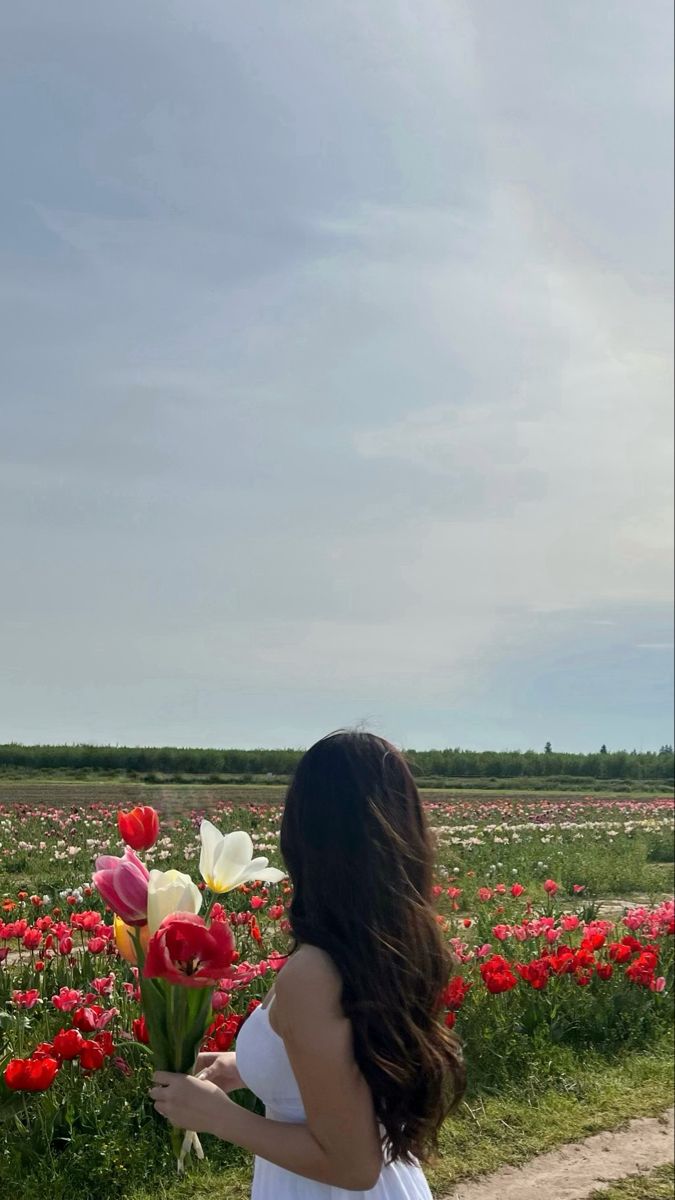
[[0, 774, 670, 796], [124, 1041, 674, 1200], [589, 1164, 674, 1199]]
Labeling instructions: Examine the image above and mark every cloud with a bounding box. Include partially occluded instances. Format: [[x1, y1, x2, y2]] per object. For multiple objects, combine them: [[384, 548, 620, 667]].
[[0, 0, 672, 747]]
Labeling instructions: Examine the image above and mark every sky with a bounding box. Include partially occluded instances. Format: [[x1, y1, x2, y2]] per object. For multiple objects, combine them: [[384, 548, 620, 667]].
[[0, 1, 673, 753]]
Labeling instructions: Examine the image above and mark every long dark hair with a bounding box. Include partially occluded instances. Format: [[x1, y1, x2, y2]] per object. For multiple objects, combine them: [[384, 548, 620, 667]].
[[280, 729, 466, 1165]]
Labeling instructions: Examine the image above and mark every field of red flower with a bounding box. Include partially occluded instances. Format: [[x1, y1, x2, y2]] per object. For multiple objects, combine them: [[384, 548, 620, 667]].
[[0, 791, 673, 1200]]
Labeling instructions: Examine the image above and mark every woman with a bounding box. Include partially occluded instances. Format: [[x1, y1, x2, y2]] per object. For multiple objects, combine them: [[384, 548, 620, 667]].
[[150, 729, 465, 1196]]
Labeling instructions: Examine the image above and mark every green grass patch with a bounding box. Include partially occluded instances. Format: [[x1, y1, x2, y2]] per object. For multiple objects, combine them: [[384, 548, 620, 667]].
[[589, 1163, 674, 1200]]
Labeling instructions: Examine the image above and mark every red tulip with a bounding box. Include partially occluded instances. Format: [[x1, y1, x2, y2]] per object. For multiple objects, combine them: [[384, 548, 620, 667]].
[[442, 976, 472, 1011], [31, 1042, 56, 1060], [516, 959, 550, 990], [132, 1015, 150, 1044], [144, 912, 236, 988], [53, 1028, 84, 1061], [71, 1004, 116, 1032], [582, 932, 606, 951], [4, 1056, 60, 1092], [93, 1030, 116, 1058], [79, 1040, 105, 1071], [483, 968, 517, 994], [479, 954, 518, 994], [609, 943, 631, 965], [117, 806, 160, 851]]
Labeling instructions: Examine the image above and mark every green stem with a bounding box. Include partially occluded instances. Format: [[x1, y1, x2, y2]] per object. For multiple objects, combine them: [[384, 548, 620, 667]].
[[117, 1040, 154, 1059]]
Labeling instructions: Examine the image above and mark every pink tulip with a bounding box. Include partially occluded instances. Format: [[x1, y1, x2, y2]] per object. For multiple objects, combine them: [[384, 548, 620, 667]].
[[492, 925, 511, 942], [93, 847, 149, 927]]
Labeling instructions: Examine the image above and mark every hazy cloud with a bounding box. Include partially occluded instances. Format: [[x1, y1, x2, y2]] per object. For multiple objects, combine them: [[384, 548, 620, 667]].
[[0, 0, 672, 749]]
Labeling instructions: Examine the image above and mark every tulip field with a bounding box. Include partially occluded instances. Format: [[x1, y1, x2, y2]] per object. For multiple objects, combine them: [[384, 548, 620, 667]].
[[0, 787, 673, 1200]]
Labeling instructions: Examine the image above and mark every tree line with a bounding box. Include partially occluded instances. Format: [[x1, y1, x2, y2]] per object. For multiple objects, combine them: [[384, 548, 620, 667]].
[[0, 742, 673, 782]]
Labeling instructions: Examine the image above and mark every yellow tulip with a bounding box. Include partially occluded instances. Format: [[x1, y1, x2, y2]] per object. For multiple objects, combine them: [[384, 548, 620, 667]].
[[114, 915, 151, 965]]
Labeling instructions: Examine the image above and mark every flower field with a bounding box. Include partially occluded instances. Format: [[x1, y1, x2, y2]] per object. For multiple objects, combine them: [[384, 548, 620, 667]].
[[1, 790, 673, 1200]]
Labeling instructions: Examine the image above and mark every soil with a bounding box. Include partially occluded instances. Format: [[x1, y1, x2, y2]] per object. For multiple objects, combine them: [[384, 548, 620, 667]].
[[442, 1109, 674, 1200]]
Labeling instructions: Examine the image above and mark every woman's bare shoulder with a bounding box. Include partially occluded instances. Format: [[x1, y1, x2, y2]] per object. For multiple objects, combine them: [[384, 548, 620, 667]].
[[275, 943, 342, 1010]]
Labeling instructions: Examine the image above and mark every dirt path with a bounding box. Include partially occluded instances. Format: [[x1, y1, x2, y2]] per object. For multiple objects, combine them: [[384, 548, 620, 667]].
[[441, 1109, 674, 1200]]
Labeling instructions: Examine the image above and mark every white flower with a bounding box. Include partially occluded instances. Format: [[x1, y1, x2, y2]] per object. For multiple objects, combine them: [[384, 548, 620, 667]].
[[199, 820, 286, 894], [147, 869, 202, 934]]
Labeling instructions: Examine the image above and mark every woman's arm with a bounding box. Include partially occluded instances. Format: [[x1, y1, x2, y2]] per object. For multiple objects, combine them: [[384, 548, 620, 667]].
[[150, 949, 383, 1190]]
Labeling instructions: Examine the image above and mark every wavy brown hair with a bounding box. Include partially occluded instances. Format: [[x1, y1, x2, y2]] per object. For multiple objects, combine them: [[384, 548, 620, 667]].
[[280, 729, 466, 1165]]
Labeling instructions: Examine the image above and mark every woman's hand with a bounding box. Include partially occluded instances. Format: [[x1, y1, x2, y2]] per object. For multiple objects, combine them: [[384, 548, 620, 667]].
[[149, 1071, 236, 1140], [193, 1051, 243, 1093]]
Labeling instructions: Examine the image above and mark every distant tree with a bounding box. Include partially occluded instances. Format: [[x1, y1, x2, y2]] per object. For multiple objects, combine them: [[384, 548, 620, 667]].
[[600, 744, 608, 754], [544, 741, 553, 754]]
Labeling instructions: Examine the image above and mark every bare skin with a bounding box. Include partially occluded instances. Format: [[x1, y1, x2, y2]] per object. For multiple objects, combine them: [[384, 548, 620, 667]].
[[150, 944, 383, 1190]]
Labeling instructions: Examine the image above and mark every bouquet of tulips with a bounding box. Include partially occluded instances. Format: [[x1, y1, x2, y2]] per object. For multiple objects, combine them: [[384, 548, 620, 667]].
[[93, 805, 284, 1171]]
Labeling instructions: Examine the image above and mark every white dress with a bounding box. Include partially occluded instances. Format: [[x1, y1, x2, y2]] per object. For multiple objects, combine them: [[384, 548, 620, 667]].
[[235, 995, 433, 1200]]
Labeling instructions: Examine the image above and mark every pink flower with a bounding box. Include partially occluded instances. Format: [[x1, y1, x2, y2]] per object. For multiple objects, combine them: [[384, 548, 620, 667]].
[[562, 915, 580, 932], [543, 879, 559, 896], [11, 989, 40, 1009], [91, 974, 115, 996], [492, 925, 511, 942], [651, 976, 667, 993], [52, 987, 84, 1012], [93, 847, 149, 926]]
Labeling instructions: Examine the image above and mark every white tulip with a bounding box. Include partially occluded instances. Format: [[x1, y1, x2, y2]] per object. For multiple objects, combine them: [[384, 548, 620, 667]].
[[147, 869, 203, 933], [199, 819, 286, 893]]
